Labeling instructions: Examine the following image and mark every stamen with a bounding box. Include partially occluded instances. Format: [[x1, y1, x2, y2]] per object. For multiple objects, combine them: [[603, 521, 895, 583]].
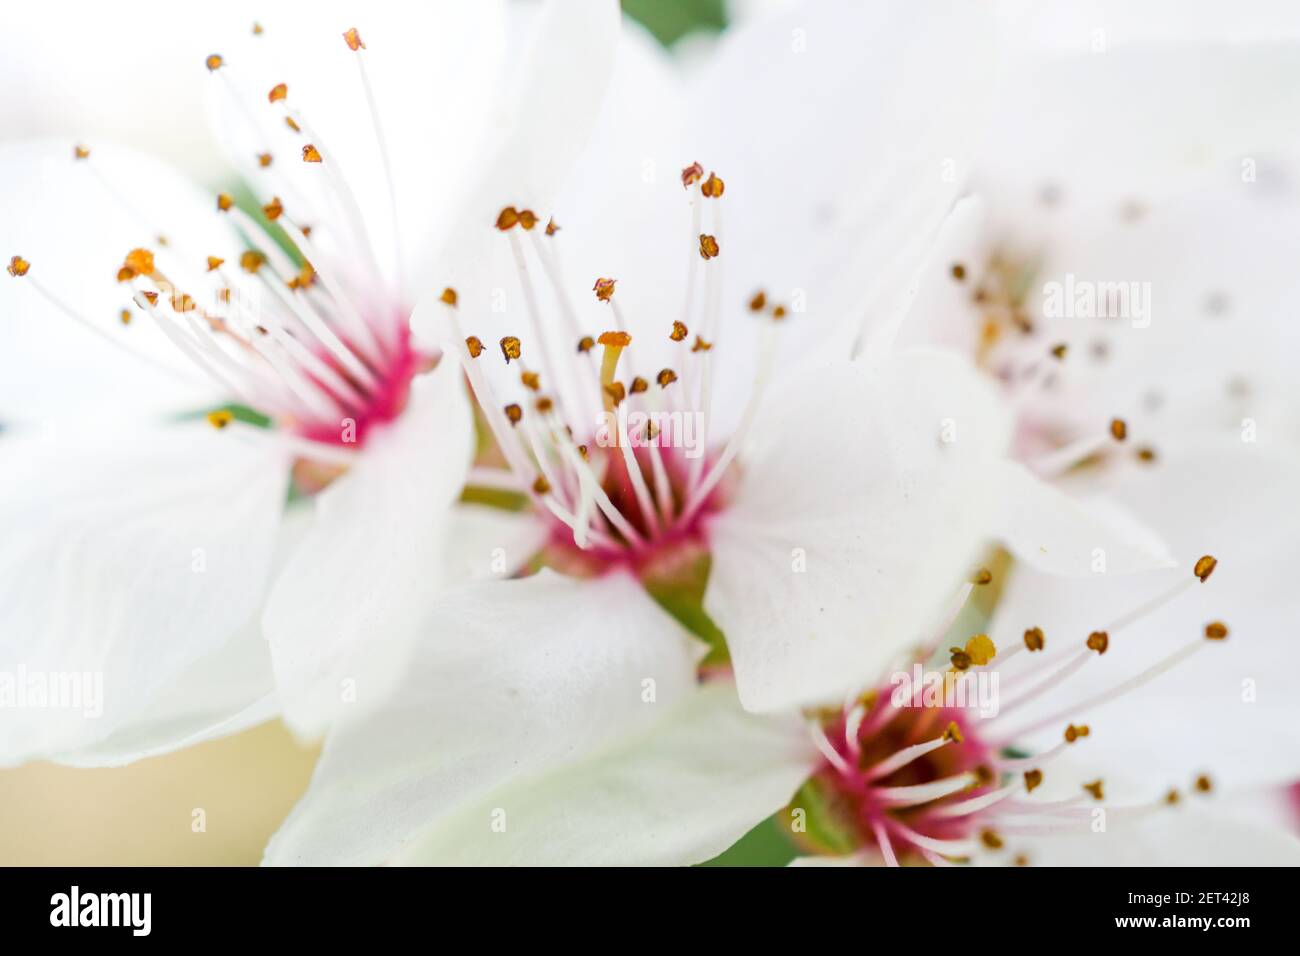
[[345, 25, 404, 295], [996, 628, 1220, 742], [873, 821, 900, 867], [863, 730, 957, 781], [809, 722, 854, 778], [876, 773, 976, 808]]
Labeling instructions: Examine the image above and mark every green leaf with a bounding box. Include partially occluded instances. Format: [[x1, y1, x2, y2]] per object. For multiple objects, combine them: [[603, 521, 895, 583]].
[[621, 0, 726, 47]]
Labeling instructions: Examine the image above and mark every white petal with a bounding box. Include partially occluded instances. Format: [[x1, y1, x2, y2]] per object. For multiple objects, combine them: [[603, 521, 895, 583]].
[[992, 460, 1175, 577], [205, 0, 511, 298], [0, 421, 289, 765], [398, 681, 816, 865], [692, 0, 998, 354], [442, 504, 548, 584], [0, 1, 234, 185], [262, 358, 474, 739], [1006, 804, 1300, 867], [410, 0, 622, 402], [705, 348, 1012, 712], [988, 442, 1300, 794], [263, 570, 699, 866], [0, 140, 238, 426], [977, 40, 1300, 229], [53, 505, 312, 767]]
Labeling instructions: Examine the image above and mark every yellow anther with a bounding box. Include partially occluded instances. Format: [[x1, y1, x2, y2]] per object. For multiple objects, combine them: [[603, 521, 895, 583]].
[[205, 54, 224, 71], [206, 409, 233, 429], [287, 263, 316, 290], [593, 277, 617, 302], [1205, 621, 1228, 641], [464, 336, 484, 358], [773, 305, 787, 319], [545, 217, 560, 236], [1082, 779, 1105, 801], [239, 250, 266, 273], [680, 161, 704, 188], [598, 331, 631, 348], [503, 403, 523, 426], [604, 381, 627, 407], [691, 335, 712, 352], [949, 647, 972, 671], [74, 144, 90, 160], [257, 152, 273, 168], [630, 376, 648, 394], [657, 368, 677, 388], [950, 262, 967, 280], [1109, 417, 1128, 441], [972, 567, 993, 585], [1024, 769, 1043, 792], [119, 309, 132, 325], [1086, 631, 1109, 654], [1136, 445, 1158, 463], [263, 197, 284, 221], [1165, 789, 1181, 805], [1023, 627, 1045, 652], [1050, 343, 1068, 360], [521, 371, 541, 391], [302, 144, 322, 163], [268, 83, 287, 103], [1064, 723, 1090, 743], [217, 193, 234, 212], [577, 335, 595, 353], [965, 634, 996, 666], [1194, 774, 1213, 793], [670, 320, 688, 342], [980, 829, 1004, 850], [974, 765, 997, 788], [943, 721, 963, 744], [495, 206, 520, 231], [517, 210, 538, 231], [7, 255, 30, 277], [535, 396, 554, 414], [285, 116, 301, 133], [749, 290, 767, 312], [1194, 554, 1218, 582], [343, 27, 365, 51], [698, 233, 720, 259], [532, 475, 551, 495], [206, 256, 225, 272], [124, 248, 155, 277], [499, 336, 522, 364], [440, 287, 458, 306], [701, 172, 725, 198]]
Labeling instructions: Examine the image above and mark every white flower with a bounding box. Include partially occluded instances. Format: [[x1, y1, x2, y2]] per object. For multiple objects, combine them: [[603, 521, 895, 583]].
[[265, 1, 1173, 865], [881, 0, 1300, 831], [0, 0, 613, 764]]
